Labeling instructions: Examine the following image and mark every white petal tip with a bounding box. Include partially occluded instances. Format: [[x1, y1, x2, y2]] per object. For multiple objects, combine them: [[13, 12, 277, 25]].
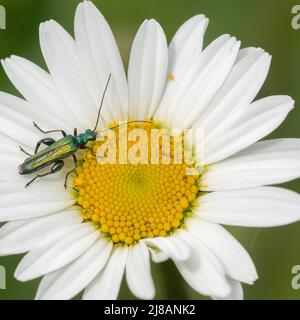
[[14, 272, 28, 282], [139, 292, 156, 300]]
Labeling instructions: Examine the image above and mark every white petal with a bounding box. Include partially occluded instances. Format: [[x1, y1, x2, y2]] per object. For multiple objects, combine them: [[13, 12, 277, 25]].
[[15, 222, 99, 281], [172, 38, 240, 128], [168, 15, 208, 79], [0, 209, 82, 255], [0, 143, 24, 181], [202, 138, 300, 191], [235, 47, 257, 62], [0, 182, 26, 194], [186, 218, 257, 284], [128, 19, 168, 120], [0, 97, 45, 148], [1, 56, 77, 129], [0, 189, 74, 222], [198, 187, 300, 227], [0, 132, 15, 146], [31, 221, 87, 250], [83, 246, 128, 300], [0, 90, 76, 149], [148, 247, 169, 263], [154, 15, 208, 122], [35, 268, 64, 300], [201, 96, 294, 164], [175, 230, 230, 298], [156, 35, 240, 127], [38, 238, 113, 300], [193, 48, 271, 138], [213, 278, 243, 300], [126, 242, 155, 300], [143, 232, 190, 261], [0, 136, 32, 158], [75, 1, 128, 123], [0, 180, 63, 193], [40, 20, 95, 130]]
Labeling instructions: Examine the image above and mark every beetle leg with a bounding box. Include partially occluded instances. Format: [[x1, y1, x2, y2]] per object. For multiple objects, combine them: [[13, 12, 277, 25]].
[[19, 146, 32, 156], [73, 154, 78, 166], [34, 137, 56, 154], [64, 155, 78, 189], [25, 160, 64, 188], [74, 128, 78, 136], [33, 122, 67, 137], [64, 166, 78, 189]]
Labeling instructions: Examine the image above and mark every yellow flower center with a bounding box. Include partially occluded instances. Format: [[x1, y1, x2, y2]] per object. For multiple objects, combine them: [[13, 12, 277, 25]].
[[73, 121, 200, 245]]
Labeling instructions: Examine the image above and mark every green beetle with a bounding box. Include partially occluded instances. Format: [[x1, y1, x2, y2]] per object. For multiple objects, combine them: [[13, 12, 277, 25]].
[[18, 74, 150, 188]]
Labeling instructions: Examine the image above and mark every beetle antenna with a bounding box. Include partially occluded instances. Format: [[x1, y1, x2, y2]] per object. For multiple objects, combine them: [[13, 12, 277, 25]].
[[93, 73, 112, 132], [98, 120, 153, 134]]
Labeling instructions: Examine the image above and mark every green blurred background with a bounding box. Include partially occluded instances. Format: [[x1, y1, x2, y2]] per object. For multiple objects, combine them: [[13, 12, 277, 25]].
[[0, 0, 300, 300]]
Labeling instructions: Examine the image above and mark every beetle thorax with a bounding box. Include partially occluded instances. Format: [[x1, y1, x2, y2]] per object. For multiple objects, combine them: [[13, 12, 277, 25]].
[[76, 130, 96, 146]]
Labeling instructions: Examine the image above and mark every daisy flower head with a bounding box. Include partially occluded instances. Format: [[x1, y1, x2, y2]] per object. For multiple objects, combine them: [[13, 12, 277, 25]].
[[0, 0, 300, 300]]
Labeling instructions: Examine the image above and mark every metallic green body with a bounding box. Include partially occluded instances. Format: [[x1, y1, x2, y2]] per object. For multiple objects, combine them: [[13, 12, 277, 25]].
[[19, 135, 77, 175], [18, 129, 97, 175]]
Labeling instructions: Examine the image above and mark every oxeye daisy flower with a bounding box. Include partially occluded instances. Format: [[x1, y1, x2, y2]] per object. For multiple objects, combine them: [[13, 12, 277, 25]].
[[0, 0, 300, 300]]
